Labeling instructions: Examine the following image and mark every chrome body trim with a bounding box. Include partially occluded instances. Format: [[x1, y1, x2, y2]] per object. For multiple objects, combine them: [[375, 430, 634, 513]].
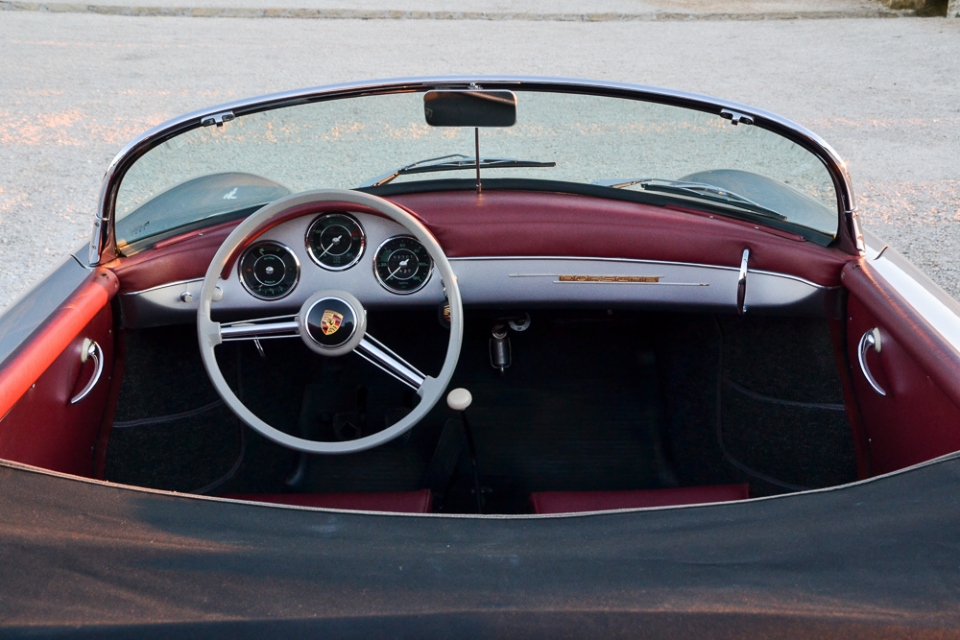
[[863, 232, 960, 354], [93, 76, 857, 264]]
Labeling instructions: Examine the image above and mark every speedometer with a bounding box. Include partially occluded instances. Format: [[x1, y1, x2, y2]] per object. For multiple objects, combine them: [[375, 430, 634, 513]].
[[306, 213, 365, 270], [238, 241, 299, 300], [373, 236, 433, 295]]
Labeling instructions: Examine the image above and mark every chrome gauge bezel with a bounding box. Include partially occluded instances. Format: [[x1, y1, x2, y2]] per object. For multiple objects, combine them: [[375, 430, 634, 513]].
[[237, 241, 300, 301], [373, 235, 434, 295], [305, 212, 366, 271]]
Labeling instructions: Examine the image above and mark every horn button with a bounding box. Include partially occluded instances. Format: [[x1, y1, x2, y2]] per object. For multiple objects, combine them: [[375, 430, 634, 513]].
[[299, 291, 367, 356]]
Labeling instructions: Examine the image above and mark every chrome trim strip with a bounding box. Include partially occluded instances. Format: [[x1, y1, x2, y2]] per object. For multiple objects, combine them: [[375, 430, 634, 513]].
[[123, 277, 203, 297], [550, 280, 707, 286], [94, 76, 856, 264], [452, 255, 829, 290], [866, 248, 960, 354]]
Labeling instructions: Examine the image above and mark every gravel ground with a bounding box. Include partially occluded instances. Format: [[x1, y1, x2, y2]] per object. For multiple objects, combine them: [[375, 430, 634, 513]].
[[1, 10, 958, 308], [0, 0, 902, 17]]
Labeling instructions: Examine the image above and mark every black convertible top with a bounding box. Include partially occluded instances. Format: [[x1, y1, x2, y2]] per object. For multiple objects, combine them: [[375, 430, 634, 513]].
[[2, 455, 959, 638]]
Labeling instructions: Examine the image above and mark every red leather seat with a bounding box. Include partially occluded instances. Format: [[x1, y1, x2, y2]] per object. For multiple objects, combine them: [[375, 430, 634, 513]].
[[222, 489, 433, 513], [530, 484, 750, 514]]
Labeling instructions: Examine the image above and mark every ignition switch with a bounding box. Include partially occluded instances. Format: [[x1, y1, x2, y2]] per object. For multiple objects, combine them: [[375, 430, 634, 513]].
[[489, 323, 511, 375], [489, 313, 530, 375]]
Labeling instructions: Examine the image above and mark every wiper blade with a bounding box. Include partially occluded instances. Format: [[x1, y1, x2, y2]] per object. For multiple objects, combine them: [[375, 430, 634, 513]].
[[595, 177, 787, 221], [362, 153, 556, 188]]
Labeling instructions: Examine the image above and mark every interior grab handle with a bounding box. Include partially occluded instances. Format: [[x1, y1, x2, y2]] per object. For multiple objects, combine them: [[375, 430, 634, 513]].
[[70, 338, 104, 404], [857, 327, 886, 397]]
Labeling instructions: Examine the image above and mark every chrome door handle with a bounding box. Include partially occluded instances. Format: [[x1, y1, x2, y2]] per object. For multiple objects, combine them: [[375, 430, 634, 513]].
[[857, 327, 886, 397], [70, 339, 104, 404]]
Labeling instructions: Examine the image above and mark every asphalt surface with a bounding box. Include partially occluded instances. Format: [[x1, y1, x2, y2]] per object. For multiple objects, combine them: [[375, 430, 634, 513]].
[[1, 3, 959, 309]]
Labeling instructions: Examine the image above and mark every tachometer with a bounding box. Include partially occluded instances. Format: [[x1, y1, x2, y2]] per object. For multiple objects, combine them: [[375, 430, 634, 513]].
[[238, 241, 299, 300], [373, 236, 433, 295], [306, 212, 365, 270]]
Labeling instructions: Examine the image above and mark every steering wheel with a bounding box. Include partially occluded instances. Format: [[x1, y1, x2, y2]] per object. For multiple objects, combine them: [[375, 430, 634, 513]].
[[197, 189, 463, 454]]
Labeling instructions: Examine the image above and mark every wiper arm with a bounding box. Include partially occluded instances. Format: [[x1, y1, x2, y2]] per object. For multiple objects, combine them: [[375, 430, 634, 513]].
[[362, 153, 556, 188], [595, 177, 787, 221]]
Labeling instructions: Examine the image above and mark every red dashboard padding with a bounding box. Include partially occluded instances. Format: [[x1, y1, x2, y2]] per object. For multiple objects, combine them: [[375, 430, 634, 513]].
[[530, 484, 750, 514], [221, 489, 433, 513], [391, 191, 852, 286], [111, 190, 853, 294]]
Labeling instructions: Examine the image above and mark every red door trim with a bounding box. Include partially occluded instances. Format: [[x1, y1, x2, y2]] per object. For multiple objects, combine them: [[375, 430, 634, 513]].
[[843, 261, 960, 410], [0, 269, 119, 420]]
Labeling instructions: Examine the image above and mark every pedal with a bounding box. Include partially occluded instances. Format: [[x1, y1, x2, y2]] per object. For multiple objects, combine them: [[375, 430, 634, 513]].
[[333, 411, 362, 441]]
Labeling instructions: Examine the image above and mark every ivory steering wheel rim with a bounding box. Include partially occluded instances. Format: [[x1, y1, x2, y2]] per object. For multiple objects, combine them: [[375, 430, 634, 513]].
[[197, 188, 463, 454]]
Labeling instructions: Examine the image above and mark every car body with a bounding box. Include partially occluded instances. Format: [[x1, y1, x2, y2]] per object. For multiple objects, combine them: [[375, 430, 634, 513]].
[[2, 77, 960, 636]]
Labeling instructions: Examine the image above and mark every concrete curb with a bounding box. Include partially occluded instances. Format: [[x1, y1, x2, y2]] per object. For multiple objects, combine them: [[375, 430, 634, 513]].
[[0, 0, 908, 20]]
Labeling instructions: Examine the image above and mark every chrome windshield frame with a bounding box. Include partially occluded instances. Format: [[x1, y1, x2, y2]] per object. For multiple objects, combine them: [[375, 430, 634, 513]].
[[90, 76, 859, 264]]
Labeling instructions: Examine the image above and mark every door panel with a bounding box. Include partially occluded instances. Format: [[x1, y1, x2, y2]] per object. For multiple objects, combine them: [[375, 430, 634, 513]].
[[843, 260, 960, 475], [0, 268, 119, 476]]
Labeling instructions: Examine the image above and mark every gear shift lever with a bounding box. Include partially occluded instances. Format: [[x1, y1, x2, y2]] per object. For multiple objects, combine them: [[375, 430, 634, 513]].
[[447, 388, 483, 513]]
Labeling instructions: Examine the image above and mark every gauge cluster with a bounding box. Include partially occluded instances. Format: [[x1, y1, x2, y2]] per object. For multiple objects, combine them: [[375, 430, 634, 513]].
[[233, 211, 437, 307]]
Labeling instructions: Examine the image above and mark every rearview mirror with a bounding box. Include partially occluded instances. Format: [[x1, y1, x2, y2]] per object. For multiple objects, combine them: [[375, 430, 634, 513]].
[[424, 90, 517, 127]]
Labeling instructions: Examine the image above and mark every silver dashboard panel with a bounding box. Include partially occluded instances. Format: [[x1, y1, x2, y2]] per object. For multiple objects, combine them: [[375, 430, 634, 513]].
[[119, 209, 833, 327]]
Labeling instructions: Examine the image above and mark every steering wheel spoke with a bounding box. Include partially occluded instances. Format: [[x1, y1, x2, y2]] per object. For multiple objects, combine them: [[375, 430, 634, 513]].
[[356, 333, 427, 391], [220, 314, 301, 342]]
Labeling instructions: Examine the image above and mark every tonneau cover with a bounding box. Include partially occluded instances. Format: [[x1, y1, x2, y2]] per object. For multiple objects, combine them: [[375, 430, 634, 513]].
[[1, 455, 959, 638]]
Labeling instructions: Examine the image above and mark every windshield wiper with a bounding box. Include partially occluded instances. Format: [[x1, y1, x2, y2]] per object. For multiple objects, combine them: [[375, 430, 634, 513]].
[[595, 177, 787, 221], [361, 153, 556, 188]]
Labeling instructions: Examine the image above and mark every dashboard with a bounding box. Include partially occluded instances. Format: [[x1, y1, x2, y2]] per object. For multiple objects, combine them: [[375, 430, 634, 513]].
[[111, 190, 850, 329]]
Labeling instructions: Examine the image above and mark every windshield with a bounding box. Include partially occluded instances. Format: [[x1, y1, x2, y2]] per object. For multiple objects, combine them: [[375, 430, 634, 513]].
[[115, 89, 840, 248]]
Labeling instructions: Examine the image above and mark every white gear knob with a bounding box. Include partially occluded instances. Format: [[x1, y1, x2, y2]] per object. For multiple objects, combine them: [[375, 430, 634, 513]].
[[446, 388, 472, 412]]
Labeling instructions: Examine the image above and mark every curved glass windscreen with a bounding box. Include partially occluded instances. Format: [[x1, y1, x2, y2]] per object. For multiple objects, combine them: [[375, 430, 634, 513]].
[[115, 89, 839, 249]]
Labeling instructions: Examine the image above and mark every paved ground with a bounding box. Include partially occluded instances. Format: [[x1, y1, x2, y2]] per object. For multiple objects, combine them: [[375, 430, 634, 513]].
[[1, 2, 958, 309]]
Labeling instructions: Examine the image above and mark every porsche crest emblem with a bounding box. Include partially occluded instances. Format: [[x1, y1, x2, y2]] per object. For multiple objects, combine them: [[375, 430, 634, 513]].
[[320, 310, 344, 336]]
